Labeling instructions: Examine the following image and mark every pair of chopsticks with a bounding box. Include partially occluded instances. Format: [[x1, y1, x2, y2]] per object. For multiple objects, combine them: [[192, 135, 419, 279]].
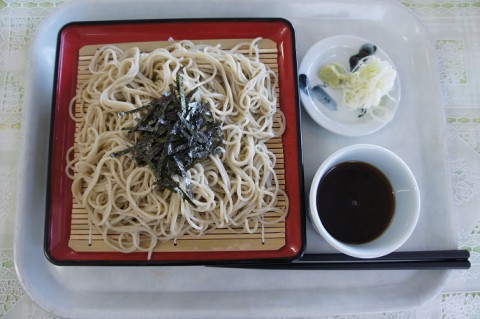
[[210, 250, 470, 270]]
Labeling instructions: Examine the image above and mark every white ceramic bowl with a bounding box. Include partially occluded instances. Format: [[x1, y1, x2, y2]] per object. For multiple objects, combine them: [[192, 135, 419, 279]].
[[309, 144, 420, 258]]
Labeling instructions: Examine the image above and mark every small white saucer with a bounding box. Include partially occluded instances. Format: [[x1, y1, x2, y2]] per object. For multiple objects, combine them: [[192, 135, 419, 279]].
[[299, 35, 401, 136]]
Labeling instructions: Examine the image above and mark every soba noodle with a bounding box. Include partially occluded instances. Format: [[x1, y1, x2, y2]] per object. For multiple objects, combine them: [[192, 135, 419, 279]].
[[67, 38, 288, 258]]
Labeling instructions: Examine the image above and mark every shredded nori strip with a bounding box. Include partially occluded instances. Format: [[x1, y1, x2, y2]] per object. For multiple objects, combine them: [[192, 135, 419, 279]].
[[111, 75, 224, 207]]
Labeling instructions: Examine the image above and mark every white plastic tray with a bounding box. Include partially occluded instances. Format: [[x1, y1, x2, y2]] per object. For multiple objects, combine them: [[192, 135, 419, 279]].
[[15, 0, 456, 318]]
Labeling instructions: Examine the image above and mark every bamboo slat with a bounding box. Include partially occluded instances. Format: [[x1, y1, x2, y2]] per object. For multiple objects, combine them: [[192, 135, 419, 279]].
[[68, 38, 287, 253]]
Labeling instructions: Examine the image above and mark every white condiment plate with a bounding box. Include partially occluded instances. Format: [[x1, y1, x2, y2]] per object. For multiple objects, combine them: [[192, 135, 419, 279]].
[[299, 35, 401, 136]]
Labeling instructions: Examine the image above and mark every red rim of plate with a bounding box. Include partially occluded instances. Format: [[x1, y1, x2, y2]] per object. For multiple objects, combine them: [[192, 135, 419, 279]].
[[46, 18, 305, 265]]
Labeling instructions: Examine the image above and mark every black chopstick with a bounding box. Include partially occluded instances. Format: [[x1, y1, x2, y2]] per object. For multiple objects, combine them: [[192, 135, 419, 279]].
[[300, 249, 470, 262], [209, 250, 470, 270], [212, 260, 470, 270]]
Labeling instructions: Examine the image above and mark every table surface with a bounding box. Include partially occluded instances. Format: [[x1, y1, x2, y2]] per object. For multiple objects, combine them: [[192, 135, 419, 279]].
[[1, 0, 480, 318]]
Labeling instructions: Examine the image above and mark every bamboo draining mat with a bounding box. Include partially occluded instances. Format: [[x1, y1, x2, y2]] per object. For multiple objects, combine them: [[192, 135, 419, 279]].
[[69, 38, 287, 253]]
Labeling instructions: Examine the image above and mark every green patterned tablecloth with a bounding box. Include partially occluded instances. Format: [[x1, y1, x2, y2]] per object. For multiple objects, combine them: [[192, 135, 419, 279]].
[[1, 0, 480, 318]]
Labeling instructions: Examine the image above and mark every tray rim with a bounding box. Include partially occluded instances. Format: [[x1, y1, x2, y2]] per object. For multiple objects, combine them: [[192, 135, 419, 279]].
[[14, 0, 456, 318], [44, 17, 307, 266]]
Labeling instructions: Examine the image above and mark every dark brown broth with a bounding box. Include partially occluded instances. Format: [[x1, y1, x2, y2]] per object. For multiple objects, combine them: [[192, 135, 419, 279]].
[[316, 161, 395, 244]]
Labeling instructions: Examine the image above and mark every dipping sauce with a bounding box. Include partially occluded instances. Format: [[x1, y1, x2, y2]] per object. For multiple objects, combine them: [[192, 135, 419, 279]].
[[316, 161, 395, 244]]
